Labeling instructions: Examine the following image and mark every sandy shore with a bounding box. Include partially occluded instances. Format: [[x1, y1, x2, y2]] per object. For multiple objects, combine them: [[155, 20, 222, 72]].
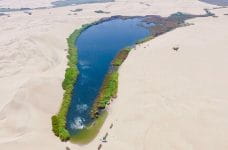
[[0, 0, 228, 149]]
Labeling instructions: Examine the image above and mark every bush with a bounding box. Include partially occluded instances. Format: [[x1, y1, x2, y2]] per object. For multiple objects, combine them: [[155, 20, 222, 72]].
[[62, 67, 78, 90], [51, 115, 59, 136], [59, 128, 70, 141]]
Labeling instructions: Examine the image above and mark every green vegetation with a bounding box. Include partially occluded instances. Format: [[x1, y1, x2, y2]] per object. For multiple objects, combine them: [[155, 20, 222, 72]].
[[51, 24, 92, 141], [97, 71, 118, 108], [91, 71, 118, 118], [70, 111, 108, 144], [135, 36, 154, 44], [91, 47, 133, 118], [112, 47, 131, 66]]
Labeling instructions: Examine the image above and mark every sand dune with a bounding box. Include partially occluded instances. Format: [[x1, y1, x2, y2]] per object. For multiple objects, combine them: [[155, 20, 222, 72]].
[[1, 0, 228, 149]]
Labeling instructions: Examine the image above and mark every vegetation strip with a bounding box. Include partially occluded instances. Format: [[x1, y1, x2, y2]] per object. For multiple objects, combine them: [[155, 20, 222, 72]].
[[91, 46, 134, 118], [91, 71, 118, 118], [51, 24, 91, 141]]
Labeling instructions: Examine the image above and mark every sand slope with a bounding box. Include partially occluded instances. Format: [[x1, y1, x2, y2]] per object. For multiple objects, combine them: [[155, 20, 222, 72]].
[[0, 0, 55, 9], [1, 0, 228, 149]]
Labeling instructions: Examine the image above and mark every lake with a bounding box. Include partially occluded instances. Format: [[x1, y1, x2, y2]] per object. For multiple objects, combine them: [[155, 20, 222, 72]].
[[65, 11, 213, 142], [52, 0, 114, 7], [66, 17, 153, 135]]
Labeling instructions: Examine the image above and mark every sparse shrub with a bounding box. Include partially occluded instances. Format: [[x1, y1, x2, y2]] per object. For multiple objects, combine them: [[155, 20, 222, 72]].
[[51, 115, 59, 136]]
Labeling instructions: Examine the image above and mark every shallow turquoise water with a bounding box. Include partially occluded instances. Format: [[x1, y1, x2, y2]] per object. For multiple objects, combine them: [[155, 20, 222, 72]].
[[66, 18, 153, 135]]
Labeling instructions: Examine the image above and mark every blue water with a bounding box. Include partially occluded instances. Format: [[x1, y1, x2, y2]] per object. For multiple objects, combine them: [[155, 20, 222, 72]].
[[66, 18, 152, 134], [200, 0, 228, 6], [52, 0, 114, 7]]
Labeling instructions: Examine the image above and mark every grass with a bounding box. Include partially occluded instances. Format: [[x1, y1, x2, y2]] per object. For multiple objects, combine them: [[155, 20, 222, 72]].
[[91, 71, 118, 118], [51, 24, 91, 141], [135, 36, 154, 44], [70, 111, 108, 144], [90, 47, 132, 119], [90, 47, 132, 118], [112, 47, 131, 66]]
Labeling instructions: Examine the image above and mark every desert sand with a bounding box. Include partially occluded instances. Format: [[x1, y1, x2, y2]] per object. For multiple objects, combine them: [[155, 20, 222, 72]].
[[0, 0, 56, 9], [0, 0, 228, 150]]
